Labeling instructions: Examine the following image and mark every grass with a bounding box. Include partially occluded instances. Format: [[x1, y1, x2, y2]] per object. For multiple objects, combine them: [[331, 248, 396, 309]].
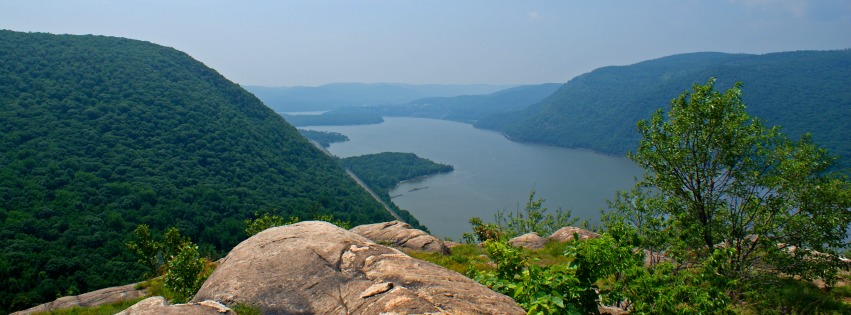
[[32, 297, 147, 315], [408, 241, 576, 276], [231, 303, 262, 315], [407, 244, 491, 275]]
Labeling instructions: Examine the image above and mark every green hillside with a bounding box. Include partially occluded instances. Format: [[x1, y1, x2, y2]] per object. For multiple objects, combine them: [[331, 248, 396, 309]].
[[476, 51, 851, 171], [0, 30, 396, 313]]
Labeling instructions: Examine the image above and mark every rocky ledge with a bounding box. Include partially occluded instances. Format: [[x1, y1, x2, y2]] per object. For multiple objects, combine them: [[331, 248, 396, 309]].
[[188, 221, 524, 314]]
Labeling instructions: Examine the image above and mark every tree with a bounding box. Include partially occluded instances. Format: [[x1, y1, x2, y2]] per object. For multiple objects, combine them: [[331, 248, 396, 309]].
[[126, 224, 160, 276], [612, 78, 851, 288]]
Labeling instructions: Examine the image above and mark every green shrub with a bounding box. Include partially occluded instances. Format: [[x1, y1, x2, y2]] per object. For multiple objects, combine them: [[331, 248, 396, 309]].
[[244, 212, 285, 236], [493, 191, 577, 238], [163, 243, 209, 303]]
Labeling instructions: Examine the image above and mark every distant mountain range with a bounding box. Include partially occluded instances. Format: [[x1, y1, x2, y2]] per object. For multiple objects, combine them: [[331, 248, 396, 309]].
[[475, 50, 851, 171], [244, 83, 513, 112], [378, 83, 562, 123], [276, 83, 561, 127]]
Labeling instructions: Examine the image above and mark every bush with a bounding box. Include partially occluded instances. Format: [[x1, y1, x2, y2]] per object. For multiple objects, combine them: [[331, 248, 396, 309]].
[[162, 243, 209, 303]]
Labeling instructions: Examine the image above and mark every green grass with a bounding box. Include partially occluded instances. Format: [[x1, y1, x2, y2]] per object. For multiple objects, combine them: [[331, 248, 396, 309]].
[[408, 241, 576, 275], [231, 303, 262, 315], [32, 297, 147, 315], [407, 244, 491, 274]]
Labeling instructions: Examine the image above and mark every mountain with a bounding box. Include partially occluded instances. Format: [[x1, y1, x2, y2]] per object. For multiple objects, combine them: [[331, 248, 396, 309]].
[[245, 83, 513, 112], [0, 30, 406, 313], [476, 51, 851, 171], [379, 83, 561, 123], [280, 83, 560, 127]]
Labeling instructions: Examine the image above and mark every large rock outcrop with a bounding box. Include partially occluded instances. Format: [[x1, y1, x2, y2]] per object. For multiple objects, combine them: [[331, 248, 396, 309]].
[[350, 220, 450, 254], [192, 221, 524, 314], [11, 282, 147, 315]]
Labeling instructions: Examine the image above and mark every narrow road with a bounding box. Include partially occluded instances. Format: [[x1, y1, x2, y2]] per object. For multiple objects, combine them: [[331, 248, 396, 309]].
[[308, 140, 404, 222]]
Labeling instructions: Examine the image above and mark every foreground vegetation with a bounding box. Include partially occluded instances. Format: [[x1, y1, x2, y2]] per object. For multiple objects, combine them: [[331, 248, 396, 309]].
[[415, 79, 851, 314]]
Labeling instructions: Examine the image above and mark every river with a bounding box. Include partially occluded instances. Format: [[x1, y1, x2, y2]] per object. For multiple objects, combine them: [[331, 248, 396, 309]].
[[302, 117, 644, 239]]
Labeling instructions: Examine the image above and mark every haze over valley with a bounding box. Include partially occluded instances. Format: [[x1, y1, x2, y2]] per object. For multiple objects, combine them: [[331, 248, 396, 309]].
[[2, 1, 850, 313]]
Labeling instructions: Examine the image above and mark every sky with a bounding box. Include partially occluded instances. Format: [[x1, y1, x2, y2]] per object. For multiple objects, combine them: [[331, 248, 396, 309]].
[[1, 0, 850, 87]]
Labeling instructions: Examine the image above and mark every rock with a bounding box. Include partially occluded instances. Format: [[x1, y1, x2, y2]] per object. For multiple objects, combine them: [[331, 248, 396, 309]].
[[117, 296, 234, 315], [444, 240, 463, 248], [350, 220, 450, 254], [193, 221, 524, 315], [11, 282, 148, 315], [508, 232, 547, 249], [549, 226, 601, 243]]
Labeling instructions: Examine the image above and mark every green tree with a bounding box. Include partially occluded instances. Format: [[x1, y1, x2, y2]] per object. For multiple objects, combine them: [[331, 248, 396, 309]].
[[244, 212, 285, 237], [163, 243, 208, 303], [126, 224, 160, 276], [613, 78, 851, 291]]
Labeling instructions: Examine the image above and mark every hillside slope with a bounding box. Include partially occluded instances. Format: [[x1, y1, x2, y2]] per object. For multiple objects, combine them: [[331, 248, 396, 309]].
[[476, 51, 851, 170], [0, 30, 400, 313]]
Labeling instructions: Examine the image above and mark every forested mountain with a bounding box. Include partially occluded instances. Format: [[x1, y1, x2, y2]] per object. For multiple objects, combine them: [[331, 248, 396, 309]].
[[0, 30, 398, 313], [379, 83, 561, 123], [245, 83, 512, 112], [476, 51, 851, 171]]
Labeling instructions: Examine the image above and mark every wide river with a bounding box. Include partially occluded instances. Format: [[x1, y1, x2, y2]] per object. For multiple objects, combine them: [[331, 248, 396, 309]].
[[303, 117, 644, 239]]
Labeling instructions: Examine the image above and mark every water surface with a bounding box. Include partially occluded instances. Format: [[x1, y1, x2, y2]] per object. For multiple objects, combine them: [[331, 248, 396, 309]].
[[304, 117, 643, 239]]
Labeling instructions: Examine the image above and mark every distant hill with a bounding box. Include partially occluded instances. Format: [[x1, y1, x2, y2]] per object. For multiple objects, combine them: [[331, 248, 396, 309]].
[[476, 51, 851, 171], [379, 83, 561, 123], [280, 83, 560, 127], [245, 83, 513, 112], [0, 30, 414, 313]]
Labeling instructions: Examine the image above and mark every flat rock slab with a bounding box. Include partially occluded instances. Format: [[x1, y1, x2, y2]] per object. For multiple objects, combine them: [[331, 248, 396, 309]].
[[11, 282, 147, 315], [117, 296, 233, 315], [192, 221, 524, 315], [350, 220, 450, 254]]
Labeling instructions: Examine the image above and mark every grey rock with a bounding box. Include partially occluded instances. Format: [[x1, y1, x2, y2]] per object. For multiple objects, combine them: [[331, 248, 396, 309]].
[[509, 232, 547, 249], [11, 282, 147, 315], [193, 221, 524, 315], [350, 220, 450, 254], [117, 296, 233, 315], [549, 226, 601, 243]]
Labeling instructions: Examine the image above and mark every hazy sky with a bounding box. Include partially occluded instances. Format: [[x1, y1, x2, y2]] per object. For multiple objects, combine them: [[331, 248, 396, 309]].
[[2, 0, 849, 86]]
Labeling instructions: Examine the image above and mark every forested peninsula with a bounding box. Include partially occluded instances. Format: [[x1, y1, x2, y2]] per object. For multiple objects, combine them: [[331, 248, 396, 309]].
[[0, 30, 408, 313]]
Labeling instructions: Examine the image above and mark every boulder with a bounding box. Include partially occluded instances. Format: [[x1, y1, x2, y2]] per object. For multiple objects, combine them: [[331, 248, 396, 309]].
[[11, 282, 147, 315], [192, 221, 524, 315], [116, 296, 233, 315], [444, 240, 464, 249], [508, 232, 547, 249], [350, 220, 450, 254], [549, 226, 601, 243]]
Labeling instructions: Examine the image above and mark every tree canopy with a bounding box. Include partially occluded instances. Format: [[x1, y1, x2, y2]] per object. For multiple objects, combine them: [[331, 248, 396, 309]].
[[609, 78, 851, 294], [0, 30, 395, 313]]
